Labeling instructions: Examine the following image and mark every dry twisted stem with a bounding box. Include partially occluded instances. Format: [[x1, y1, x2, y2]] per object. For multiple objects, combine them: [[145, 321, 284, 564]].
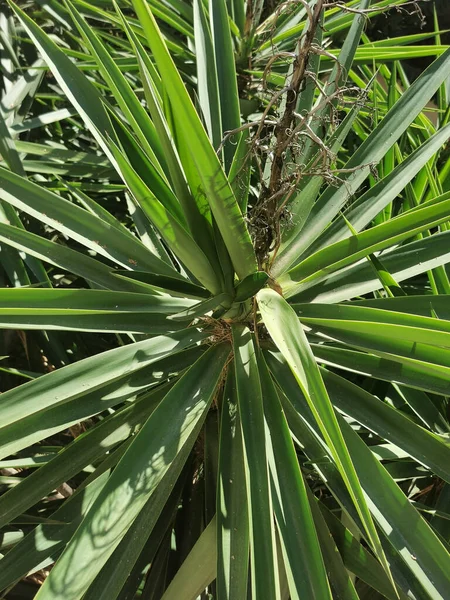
[[267, 0, 325, 199], [241, 0, 411, 269]]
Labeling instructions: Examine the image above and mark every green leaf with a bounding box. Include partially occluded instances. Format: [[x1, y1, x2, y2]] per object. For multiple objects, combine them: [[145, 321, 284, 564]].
[[209, 0, 241, 170], [289, 230, 450, 303], [114, 270, 210, 299], [0, 165, 177, 276], [306, 125, 450, 258], [311, 343, 450, 397], [0, 383, 169, 530], [293, 302, 450, 350], [217, 364, 249, 600], [162, 516, 217, 600], [106, 138, 223, 294], [35, 344, 229, 600], [0, 221, 156, 293], [337, 414, 450, 598], [275, 98, 367, 274], [319, 366, 450, 484], [351, 294, 450, 319], [109, 110, 186, 224], [296, 305, 450, 382], [119, 10, 220, 271], [9, 107, 76, 133], [228, 129, 251, 211], [257, 289, 394, 586], [0, 472, 111, 592], [169, 293, 232, 322], [234, 271, 269, 302], [306, 491, 360, 600], [83, 438, 190, 600], [0, 329, 206, 460], [231, 325, 280, 600], [395, 384, 450, 435], [296, 0, 369, 167], [270, 351, 450, 599], [281, 189, 450, 293], [319, 504, 402, 600], [0, 288, 198, 333], [0, 103, 26, 176], [65, 0, 167, 176], [259, 353, 332, 600], [10, 2, 117, 157], [132, 0, 257, 280], [288, 47, 450, 264], [194, 0, 222, 150], [0, 348, 202, 462], [0, 58, 45, 125]]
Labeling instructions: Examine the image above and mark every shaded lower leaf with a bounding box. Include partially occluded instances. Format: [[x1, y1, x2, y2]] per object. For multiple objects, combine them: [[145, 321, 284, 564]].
[[216, 363, 249, 600], [34, 343, 229, 600], [231, 325, 280, 600]]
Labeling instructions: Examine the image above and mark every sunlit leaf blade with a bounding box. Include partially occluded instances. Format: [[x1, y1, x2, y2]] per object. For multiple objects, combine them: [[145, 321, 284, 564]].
[[281, 191, 450, 292], [65, 0, 167, 175], [0, 383, 169, 530], [0, 328, 206, 457], [194, 0, 222, 150], [0, 351, 203, 464], [257, 288, 394, 586], [319, 504, 405, 600], [113, 8, 217, 261], [2, 2, 450, 598], [169, 293, 232, 322], [319, 367, 450, 484], [282, 46, 450, 266], [296, 0, 369, 167], [298, 306, 450, 382], [0, 221, 157, 293], [114, 270, 210, 299], [269, 351, 450, 600], [351, 294, 450, 319], [0, 288, 197, 333], [0, 472, 111, 592], [0, 165, 177, 276], [305, 490, 360, 600], [337, 414, 450, 598], [259, 353, 332, 600], [278, 96, 366, 269], [311, 343, 450, 397], [293, 302, 450, 349], [0, 103, 26, 176], [106, 138, 223, 294], [395, 384, 450, 435], [131, 0, 257, 280], [309, 124, 450, 254], [84, 460, 187, 600], [228, 129, 251, 211], [10, 2, 117, 156], [289, 230, 450, 303], [209, 0, 241, 170]]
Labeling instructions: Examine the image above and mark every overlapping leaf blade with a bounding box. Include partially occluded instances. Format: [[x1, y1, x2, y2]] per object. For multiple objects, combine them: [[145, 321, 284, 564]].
[[35, 344, 229, 600], [131, 0, 257, 280], [257, 288, 394, 586]]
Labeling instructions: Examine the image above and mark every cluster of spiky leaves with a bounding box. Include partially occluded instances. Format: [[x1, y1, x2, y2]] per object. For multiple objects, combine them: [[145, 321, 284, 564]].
[[0, 0, 450, 598]]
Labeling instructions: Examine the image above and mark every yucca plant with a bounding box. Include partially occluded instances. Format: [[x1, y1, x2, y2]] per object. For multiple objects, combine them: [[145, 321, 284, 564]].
[[0, 0, 450, 598]]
